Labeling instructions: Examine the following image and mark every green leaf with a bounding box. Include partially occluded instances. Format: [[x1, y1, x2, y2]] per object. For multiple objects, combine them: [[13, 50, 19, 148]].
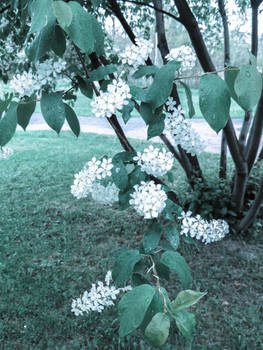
[[118, 284, 155, 337], [52, 0, 72, 29], [155, 262, 170, 281], [113, 151, 137, 163], [165, 225, 179, 250], [89, 65, 117, 81], [160, 251, 192, 289], [179, 81, 195, 118], [145, 312, 170, 347], [91, 16, 105, 56], [128, 165, 147, 187], [40, 92, 66, 133], [28, 19, 55, 62], [132, 273, 149, 286], [173, 310, 196, 339], [111, 161, 128, 190], [147, 113, 165, 139], [234, 64, 263, 111], [64, 103, 80, 137], [17, 100, 36, 130], [77, 77, 93, 99], [143, 222, 162, 253], [112, 250, 141, 287], [199, 74, 231, 133], [170, 290, 207, 313], [0, 102, 18, 147], [122, 100, 134, 124], [29, 0, 55, 34], [144, 61, 181, 110], [118, 189, 133, 210], [133, 65, 159, 79], [66, 1, 94, 54], [224, 66, 240, 103], [91, 0, 101, 9], [140, 103, 163, 126], [0, 95, 13, 118], [130, 86, 147, 101], [51, 25, 66, 57]]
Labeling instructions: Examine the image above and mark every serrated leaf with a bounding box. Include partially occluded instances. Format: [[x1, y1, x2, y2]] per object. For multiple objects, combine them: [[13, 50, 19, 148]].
[[165, 225, 179, 250], [0, 102, 18, 147], [144, 61, 181, 110], [224, 66, 240, 103], [40, 92, 66, 133], [143, 222, 162, 253], [112, 250, 141, 287], [64, 103, 80, 137], [66, 2, 94, 54], [51, 25, 66, 57], [89, 65, 117, 81], [29, 0, 55, 34], [52, 0, 72, 29], [122, 100, 134, 124], [170, 290, 207, 313], [118, 284, 155, 337], [147, 113, 165, 139], [160, 251, 192, 289], [234, 64, 262, 111], [179, 81, 195, 118], [28, 19, 55, 61], [174, 310, 196, 339], [130, 86, 148, 101], [199, 74, 231, 133], [145, 312, 170, 347], [111, 160, 128, 190], [17, 100, 36, 130], [133, 65, 159, 79]]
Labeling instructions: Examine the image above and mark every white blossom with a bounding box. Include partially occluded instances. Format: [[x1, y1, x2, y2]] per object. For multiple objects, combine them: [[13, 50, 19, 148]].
[[71, 271, 132, 316], [119, 38, 153, 67], [179, 211, 229, 244], [71, 157, 119, 205], [164, 99, 204, 156], [91, 79, 131, 118], [129, 181, 167, 219], [134, 145, 174, 177], [0, 147, 13, 160], [165, 45, 196, 71]]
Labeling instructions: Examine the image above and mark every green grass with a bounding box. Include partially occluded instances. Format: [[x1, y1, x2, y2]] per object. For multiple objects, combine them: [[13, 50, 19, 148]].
[[0, 131, 263, 349]]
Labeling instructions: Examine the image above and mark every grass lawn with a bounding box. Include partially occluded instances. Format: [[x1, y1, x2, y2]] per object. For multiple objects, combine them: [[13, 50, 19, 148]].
[[0, 131, 263, 349]]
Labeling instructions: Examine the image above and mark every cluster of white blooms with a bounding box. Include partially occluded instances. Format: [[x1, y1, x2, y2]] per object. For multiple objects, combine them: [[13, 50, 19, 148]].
[[133, 145, 174, 177], [91, 79, 131, 118], [180, 211, 229, 244], [72, 271, 132, 316], [164, 98, 204, 156], [119, 38, 153, 67], [71, 157, 119, 205], [10, 58, 67, 98], [0, 147, 13, 160], [166, 45, 196, 71], [130, 181, 167, 219]]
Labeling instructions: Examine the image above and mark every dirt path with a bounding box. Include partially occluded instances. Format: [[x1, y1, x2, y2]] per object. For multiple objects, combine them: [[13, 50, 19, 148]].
[[18, 113, 260, 154]]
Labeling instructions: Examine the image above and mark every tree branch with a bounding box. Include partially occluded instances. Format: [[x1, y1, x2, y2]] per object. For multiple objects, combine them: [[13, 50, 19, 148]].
[[121, 0, 181, 23]]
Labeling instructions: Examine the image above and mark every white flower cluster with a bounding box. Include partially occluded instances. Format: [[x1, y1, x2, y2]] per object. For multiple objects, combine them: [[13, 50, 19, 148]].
[[130, 181, 167, 219], [0, 147, 13, 160], [165, 45, 196, 71], [71, 157, 119, 205], [120, 38, 153, 67], [72, 271, 132, 316], [10, 58, 67, 98], [91, 79, 131, 118], [180, 211, 229, 244], [164, 98, 204, 156], [133, 145, 174, 177]]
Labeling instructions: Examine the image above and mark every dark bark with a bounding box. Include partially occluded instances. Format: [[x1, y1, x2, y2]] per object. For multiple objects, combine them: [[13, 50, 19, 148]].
[[218, 0, 230, 178], [251, 0, 263, 57], [258, 145, 263, 161], [238, 111, 252, 154], [153, 0, 169, 61], [0, 4, 10, 14], [173, 0, 216, 72], [245, 89, 263, 173], [219, 132, 227, 179], [236, 172, 263, 233]]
